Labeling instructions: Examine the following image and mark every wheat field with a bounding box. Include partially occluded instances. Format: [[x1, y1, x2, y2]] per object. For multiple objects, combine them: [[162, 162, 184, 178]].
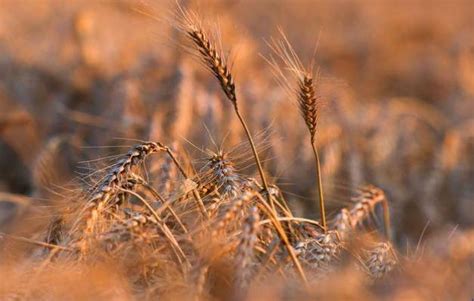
[[0, 1, 473, 300]]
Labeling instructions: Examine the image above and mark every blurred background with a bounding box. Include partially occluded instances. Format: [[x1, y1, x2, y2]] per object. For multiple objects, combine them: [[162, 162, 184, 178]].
[[0, 0, 473, 249]]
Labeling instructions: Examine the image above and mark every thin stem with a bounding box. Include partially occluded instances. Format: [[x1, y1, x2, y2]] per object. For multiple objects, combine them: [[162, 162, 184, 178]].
[[0, 233, 72, 252], [140, 182, 189, 234], [381, 198, 392, 241], [234, 107, 273, 208], [311, 138, 327, 232], [120, 188, 189, 268], [258, 217, 324, 230]]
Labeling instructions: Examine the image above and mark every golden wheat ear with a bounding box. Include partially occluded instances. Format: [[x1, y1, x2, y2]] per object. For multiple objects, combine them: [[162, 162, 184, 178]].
[[267, 31, 327, 231]]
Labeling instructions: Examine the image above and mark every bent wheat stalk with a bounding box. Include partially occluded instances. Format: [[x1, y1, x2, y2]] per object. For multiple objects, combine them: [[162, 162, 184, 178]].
[[332, 185, 392, 240], [76, 142, 166, 253]]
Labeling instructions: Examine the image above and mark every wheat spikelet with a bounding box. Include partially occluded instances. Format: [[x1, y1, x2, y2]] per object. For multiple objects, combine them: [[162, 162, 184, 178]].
[[176, 7, 236, 106], [267, 30, 323, 141], [88, 142, 166, 203], [206, 150, 241, 198], [190, 28, 236, 105], [295, 231, 341, 273], [363, 242, 397, 279]]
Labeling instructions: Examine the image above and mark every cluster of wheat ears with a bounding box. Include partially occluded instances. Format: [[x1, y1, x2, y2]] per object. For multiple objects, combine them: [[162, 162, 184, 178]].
[[1, 6, 472, 301]]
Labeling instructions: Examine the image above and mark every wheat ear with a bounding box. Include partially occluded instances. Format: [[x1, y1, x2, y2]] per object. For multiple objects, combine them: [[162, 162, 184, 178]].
[[363, 242, 397, 279], [206, 150, 241, 198], [74, 142, 166, 253], [332, 185, 392, 240]]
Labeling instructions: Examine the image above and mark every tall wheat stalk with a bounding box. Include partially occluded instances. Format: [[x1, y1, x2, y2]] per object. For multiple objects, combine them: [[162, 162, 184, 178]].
[[267, 32, 327, 230], [299, 73, 327, 231], [177, 8, 272, 206]]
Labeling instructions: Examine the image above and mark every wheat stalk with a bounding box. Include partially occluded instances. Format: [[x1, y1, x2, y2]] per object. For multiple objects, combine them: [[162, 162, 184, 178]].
[[177, 7, 272, 208], [267, 31, 327, 230], [302, 74, 327, 232]]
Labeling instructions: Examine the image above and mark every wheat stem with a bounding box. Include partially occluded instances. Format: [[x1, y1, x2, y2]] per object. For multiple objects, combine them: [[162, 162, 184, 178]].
[[182, 17, 273, 209], [381, 197, 392, 241], [234, 107, 273, 208], [311, 139, 326, 231]]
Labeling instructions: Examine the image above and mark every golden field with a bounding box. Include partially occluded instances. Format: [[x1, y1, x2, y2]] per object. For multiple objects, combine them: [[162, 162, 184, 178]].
[[0, 1, 473, 300]]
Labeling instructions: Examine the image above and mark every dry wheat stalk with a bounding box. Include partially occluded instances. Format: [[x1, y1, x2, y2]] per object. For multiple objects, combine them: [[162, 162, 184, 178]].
[[118, 187, 189, 267], [267, 31, 327, 230], [177, 7, 272, 208], [301, 75, 327, 232], [162, 144, 209, 218], [124, 172, 189, 234]]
